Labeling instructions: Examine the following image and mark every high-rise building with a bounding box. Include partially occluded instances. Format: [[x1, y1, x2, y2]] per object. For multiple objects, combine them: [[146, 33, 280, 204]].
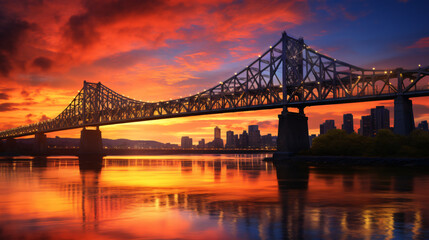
[[225, 130, 235, 148], [248, 125, 261, 147], [213, 126, 223, 148], [197, 139, 205, 148], [261, 134, 273, 147], [359, 115, 372, 137], [181, 136, 193, 149], [214, 126, 221, 139], [417, 120, 429, 131], [239, 130, 249, 148], [371, 106, 390, 135], [342, 113, 354, 134], [320, 120, 336, 135], [234, 134, 239, 148]]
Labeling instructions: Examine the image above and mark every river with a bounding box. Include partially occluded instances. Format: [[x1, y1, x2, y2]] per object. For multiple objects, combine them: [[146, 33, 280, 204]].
[[0, 154, 428, 239]]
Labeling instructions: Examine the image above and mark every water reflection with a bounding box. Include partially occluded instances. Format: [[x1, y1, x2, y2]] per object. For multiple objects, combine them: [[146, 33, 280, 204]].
[[0, 155, 428, 239]]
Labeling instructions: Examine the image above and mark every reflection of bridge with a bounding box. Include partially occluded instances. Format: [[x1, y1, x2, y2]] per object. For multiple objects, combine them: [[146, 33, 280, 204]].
[[1, 32, 428, 155]]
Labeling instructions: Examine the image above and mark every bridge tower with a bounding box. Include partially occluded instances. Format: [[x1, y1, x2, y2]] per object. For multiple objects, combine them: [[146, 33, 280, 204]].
[[79, 81, 104, 156], [276, 32, 310, 155], [33, 132, 48, 156], [394, 95, 415, 135]]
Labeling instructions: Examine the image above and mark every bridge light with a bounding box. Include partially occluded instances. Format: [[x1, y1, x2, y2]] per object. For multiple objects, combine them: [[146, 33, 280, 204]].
[[219, 82, 223, 84], [411, 80, 414, 83], [279, 85, 283, 88], [270, 46, 272, 48], [419, 64, 421, 67], [315, 51, 318, 53], [334, 59, 336, 61], [317, 82, 320, 84], [384, 71, 387, 74], [235, 72, 237, 75], [390, 71, 392, 73], [358, 76, 361, 79], [258, 55, 261, 58], [372, 67, 375, 70]]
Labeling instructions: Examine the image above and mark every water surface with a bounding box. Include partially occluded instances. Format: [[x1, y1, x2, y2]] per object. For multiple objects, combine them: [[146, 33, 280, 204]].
[[0, 154, 428, 239]]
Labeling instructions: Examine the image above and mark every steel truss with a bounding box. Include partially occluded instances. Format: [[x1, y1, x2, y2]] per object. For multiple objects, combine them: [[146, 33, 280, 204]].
[[1, 32, 428, 139]]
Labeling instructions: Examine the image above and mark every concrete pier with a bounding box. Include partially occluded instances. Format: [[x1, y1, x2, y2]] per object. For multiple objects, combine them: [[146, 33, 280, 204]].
[[394, 96, 415, 135], [275, 109, 310, 155], [79, 127, 103, 156], [34, 132, 48, 156]]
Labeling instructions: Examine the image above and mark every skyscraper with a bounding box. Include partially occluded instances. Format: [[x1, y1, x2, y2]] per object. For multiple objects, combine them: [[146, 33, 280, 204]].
[[239, 130, 249, 148], [197, 139, 205, 148], [214, 126, 221, 139], [371, 106, 390, 135], [417, 120, 429, 131], [213, 126, 223, 148], [248, 125, 261, 147], [359, 115, 372, 137], [320, 120, 336, 135], [181, 136, 192, 149], [226, 130, 235, 148], [261, 134, 273, 147], [342, 113, 354, 134]]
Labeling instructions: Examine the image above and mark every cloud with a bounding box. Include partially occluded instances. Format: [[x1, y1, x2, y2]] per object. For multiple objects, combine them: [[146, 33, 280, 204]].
[[0, 92, 9, 100], [0, 16, 33, 77], [0, 103, 20, 112], [20, 89, 29, 97], [32, 57, 53, 71], [407, 37, 429, 49], [39, 114, 49, 121], [0, 53, 12, 77]]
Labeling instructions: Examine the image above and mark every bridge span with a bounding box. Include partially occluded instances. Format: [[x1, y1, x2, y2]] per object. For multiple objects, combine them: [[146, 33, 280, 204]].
[[1, 32, 428, 155]]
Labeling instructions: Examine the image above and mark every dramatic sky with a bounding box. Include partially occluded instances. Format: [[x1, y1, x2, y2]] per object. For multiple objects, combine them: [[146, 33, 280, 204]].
[[0, 0, 428, 143]]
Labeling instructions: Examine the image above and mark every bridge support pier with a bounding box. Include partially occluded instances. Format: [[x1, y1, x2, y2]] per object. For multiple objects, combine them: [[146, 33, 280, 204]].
[[79, 127, 103, 156], [394, 95, 415, 135], [33, 133, 48, 156], [275, 109, 309, 156]]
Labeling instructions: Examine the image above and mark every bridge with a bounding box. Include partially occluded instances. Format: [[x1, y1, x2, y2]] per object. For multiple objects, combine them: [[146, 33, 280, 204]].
[[1, 32, 428, 155]]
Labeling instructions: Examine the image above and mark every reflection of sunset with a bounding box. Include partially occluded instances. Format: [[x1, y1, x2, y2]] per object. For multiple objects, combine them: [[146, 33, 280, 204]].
[[1, 156, 429, 239]]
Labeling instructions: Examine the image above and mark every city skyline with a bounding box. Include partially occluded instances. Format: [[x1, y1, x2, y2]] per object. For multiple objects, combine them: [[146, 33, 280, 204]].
[[319, 106, 429, 136], [181, 124, 276, 148], [0, 1, 428, 143]]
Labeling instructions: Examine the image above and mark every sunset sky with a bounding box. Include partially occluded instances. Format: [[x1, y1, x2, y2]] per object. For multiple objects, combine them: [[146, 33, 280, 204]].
[[0, 0, 428, 143]]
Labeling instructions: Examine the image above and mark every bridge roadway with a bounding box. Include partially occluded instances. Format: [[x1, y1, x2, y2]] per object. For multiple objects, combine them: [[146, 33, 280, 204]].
[[0, 32, 428, 155]]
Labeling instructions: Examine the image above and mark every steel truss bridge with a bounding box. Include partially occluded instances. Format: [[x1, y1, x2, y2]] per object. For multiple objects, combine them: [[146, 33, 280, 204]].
[[1, 32, 429, 139]]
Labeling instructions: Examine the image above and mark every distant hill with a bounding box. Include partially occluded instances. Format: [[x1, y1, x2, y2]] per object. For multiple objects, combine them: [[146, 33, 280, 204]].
[[15, 137, 167, 149]]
